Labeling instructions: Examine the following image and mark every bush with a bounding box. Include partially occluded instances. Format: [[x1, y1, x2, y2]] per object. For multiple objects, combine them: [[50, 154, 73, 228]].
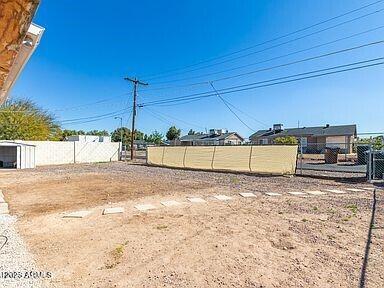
[[273, 136, 298, 145]]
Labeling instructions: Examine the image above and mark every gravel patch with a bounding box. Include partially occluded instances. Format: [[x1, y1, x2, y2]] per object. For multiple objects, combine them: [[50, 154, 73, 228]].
[[0, 215, 46, 288]]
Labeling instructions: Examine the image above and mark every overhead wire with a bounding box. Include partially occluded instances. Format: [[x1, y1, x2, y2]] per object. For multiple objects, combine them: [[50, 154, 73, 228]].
[[210, 82, 257, 132], [140, 57, 384, 107], [141, 0, 384, 80], [148, 7, 384, 82]]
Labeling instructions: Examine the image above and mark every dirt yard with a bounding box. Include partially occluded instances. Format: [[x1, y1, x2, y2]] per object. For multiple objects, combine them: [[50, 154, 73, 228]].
[[1, 162, 383, 288]]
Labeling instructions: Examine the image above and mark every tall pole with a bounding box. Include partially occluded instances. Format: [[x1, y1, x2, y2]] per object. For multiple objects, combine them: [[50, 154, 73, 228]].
[[124, 77, 148, 160]]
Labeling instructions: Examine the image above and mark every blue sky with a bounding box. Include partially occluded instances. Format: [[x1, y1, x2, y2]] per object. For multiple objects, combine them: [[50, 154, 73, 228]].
[[11, 0, 384, 138]]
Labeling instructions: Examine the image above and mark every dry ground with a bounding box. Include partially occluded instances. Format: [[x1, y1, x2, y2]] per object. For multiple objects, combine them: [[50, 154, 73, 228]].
[[0, 162, 383, 288]]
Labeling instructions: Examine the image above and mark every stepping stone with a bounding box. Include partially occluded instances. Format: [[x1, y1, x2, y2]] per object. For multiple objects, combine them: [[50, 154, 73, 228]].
[[265, 192, 282, 196], [160, 200, 181, 207], [346, 188, 365, 192], [213, 195, 232, 201], [134, 204, 156, 212], [239, 192, 257, 198], [362, 187, 375, 191], [306, 190, 326, 195], [325, 189, 346, 194], [63, 210, 91, 218], [103, 207, 124, 215], [0, 202, 9, 214], [187, 197, 206, 203], [288, 192, 307, 196]]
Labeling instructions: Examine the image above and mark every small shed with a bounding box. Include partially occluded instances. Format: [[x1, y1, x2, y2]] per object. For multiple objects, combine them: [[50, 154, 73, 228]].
[[0, 141, 36, 169]]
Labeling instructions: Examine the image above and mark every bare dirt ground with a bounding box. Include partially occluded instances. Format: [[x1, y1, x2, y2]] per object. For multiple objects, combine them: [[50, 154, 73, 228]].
[[0, 162, 383, 288]]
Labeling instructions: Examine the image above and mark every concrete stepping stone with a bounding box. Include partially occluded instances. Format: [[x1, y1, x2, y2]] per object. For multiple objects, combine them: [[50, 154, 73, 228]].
[[306, 190, 326, 195], [102, 207, 124, 215], [187, 197, 206, 203], [0, 202, 9, 214], [346, 188, 365, 192], [288, 191, 307, 196], [362, 187, 375, 191], [324, 189, 346, 194], [239, 192, 257, 198], [265, 192, 282, 197], [160, 200, 181, 207], [213, 195, 232, 201], [134, 204, 156, 212], [63, 210, 91, 218]]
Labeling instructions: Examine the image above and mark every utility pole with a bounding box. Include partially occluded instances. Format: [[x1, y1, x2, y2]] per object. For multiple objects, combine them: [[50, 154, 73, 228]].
[[124, 77, 148, 160]]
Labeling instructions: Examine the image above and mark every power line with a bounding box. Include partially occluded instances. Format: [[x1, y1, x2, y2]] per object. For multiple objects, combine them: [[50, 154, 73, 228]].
[[210, 82, 256, 132], [140, 57, 384, 106], [59, 107, 132, 124], [144, 107, 206, 130], [146, 34, 384, 86], [220, 99, 269, 128], [148, 7, 384, 82], [142, 0, 384, 80]]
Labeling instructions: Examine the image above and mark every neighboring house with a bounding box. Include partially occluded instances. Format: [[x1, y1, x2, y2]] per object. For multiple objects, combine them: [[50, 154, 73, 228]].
[[0, 0, 44, 104], [250, 124, 357, 153], [179, 129, 244, 146]]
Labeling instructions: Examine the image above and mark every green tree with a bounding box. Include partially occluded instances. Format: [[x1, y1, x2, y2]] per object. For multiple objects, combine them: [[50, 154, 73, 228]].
[[0, 99, 60, 140], [111, 127, 131, 145], [111, 127, 144, 145], [273, 136, 298, 145], [188, 129, 196, 135], [146, 130, 163, 145], [357, 137, 384, 150], [86, 130, 109, 136], [166, 126, 181, 140]]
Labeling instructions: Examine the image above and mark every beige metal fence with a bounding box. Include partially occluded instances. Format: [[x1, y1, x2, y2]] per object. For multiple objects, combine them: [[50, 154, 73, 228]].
[[147, 145, 298, 175]]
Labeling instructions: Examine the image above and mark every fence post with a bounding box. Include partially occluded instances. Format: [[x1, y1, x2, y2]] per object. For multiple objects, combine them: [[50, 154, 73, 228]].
[[368, 143, 372, 182], [161, 146, 165, 166], [73, 141, 76, 164], [211, 146, 217, 169], [248, 145, 253, 172], [300, 138, 304, 175], [182, 146, 187, 168]]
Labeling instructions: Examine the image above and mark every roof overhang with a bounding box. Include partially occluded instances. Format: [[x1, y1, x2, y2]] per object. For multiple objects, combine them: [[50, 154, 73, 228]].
[[0, 0, 42, 105]]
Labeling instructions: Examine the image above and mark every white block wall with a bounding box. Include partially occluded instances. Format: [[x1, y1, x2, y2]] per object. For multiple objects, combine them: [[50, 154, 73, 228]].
[[19, 141, 120, 166]]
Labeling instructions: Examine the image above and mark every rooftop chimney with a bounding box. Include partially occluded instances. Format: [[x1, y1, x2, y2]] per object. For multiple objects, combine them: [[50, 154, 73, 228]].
[[273, 124, 283, 132]]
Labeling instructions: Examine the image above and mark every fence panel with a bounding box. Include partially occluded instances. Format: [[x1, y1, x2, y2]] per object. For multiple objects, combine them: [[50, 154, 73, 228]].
[[212, 146, 251, 172], [147, 145, 298, 175], [250, 145, 297, 174], [184, 146, 215, 170], [147, 146, 164, 165], [162, 146, 186, 168]]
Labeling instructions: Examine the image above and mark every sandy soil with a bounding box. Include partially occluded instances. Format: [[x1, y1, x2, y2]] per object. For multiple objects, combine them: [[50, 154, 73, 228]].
[[0, 162, 383, 288]]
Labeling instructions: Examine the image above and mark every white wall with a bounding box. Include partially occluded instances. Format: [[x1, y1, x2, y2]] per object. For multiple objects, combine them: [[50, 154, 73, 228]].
[[20, 141, 120, 166]]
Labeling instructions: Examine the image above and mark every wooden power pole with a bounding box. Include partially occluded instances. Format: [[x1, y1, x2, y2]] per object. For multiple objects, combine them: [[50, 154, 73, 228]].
[[124, 77, 148, 160]]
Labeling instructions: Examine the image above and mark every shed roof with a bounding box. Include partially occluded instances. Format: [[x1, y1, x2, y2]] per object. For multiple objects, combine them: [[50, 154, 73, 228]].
[[0, 141, 35, 147]]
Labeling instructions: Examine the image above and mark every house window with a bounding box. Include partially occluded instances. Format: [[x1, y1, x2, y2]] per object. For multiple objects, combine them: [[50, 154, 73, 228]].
[[259, 139, 268, 145]]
